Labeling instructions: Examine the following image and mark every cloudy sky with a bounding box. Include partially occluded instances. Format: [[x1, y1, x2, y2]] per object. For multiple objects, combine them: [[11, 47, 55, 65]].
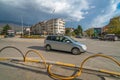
[[0, 0, 120, 30]]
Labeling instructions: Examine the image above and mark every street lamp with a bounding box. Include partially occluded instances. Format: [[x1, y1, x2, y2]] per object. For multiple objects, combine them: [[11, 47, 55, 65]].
[[52, 9, 55, 35], [53, 19, 54, 35], [21, 16, 23, 37]]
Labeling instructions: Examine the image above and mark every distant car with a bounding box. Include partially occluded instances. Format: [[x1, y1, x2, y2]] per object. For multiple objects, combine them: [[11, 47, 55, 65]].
[[4, 34, 15, 38], [91, 36, 99, 39], [44, 35, 87, 55], [75, 35, 82, 38], [99, 34, 118, 41]]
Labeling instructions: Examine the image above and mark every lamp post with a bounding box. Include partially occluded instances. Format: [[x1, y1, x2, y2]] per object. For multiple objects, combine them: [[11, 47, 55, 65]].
[[21, 16, 23, 37], [27, 24, 30, 36], [52, 9, 55, 35], [53, 19, 54, 35]]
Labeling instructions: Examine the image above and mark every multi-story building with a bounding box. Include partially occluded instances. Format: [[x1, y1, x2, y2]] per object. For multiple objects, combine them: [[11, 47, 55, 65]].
[[31, 18, 65, 35], [31, 21, 47, 35], [46, 18, 65, 35], [23, 27, 31, 35], [65, 28, 74, 32]]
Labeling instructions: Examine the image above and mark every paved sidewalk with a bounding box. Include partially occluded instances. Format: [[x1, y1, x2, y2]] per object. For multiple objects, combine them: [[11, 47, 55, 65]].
[[0, 59, 119, 80]]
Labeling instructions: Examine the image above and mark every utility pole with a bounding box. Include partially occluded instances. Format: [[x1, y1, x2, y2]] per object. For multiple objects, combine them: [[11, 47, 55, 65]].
[[21, 16, 23, 37], [52, 9, 55, 35], [53, 19, 54, 35], [28, 24, 30, 36]]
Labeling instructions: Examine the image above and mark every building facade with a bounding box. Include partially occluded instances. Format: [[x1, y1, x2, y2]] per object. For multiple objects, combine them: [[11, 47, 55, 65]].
[[31, 21, 46, 35], [85, 27, 102, 37], [31, 18, 65, 35]]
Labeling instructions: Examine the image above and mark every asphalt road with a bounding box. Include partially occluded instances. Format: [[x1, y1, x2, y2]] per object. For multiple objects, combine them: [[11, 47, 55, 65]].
[[0, 37, 120, 80]]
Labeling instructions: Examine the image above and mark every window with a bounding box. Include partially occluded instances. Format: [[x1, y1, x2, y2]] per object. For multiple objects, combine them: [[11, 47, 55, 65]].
[[55, 36, 60, 41], [46, 36, 56, 41], [46, 36, 51, 40], [61, 37, 71, 43], [51, 36, 56, 41]]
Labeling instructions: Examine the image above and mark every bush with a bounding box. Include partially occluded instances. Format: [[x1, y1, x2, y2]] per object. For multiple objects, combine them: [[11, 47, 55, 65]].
[[22, 35, 45, 39]]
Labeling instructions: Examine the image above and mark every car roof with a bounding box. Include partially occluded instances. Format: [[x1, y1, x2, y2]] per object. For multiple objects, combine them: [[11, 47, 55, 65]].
[[47, 35, 67, 37], [106, 34, 115, 35]]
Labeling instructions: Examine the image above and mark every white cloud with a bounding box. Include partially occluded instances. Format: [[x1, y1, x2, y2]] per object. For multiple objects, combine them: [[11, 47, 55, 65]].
[[90, 0, 120, 28], [35, 0, 70, 13], [34, 0, 91, 21], [0, 0, 95, 21], [1, 0, 92, 21]]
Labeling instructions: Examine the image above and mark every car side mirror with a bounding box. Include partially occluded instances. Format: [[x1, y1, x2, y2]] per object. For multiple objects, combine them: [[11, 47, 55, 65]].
[[66, 40, 71, 43]]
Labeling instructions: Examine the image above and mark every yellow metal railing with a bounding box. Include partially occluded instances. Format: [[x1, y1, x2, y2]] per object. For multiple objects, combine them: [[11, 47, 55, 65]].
[[0, 46, 120, 80]]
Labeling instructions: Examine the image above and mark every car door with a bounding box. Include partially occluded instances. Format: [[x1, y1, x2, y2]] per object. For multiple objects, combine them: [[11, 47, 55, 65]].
[[51, 36, 63, 50], [58, 37, 73, 52], [48, 36, 57, 49]]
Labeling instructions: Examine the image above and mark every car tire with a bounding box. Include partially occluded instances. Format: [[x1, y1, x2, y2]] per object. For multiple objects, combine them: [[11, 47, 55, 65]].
[[46, 45, 51, 51], [71, 48, 81, 55]]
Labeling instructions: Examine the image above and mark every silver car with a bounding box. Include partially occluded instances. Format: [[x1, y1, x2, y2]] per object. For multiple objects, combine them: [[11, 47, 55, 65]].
[[44, 35, 87, 55]]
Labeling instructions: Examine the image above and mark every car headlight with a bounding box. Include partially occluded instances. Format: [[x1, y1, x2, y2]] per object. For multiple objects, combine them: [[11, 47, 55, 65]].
[[81, 45, 87, 50]]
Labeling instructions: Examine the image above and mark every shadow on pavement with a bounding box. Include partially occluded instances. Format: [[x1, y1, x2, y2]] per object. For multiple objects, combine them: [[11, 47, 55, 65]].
[[0, 61, 47, 75], [28, 46, 45, 51], [47, 49, 72, 55], [28, 46, 73, 55]]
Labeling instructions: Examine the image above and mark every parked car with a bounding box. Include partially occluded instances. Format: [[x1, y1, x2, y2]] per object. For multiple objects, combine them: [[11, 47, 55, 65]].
[[99, 34, 118, 41], [44, 35, 87, 55], [91, 36, 99, 39], [75, 35, 82, 38]]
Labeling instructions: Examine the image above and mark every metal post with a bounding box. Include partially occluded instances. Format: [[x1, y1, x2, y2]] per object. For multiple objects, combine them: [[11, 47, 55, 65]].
[[52, 9, 55, 35], [21, 16, 23, 37], [53, 19, 54, 35]]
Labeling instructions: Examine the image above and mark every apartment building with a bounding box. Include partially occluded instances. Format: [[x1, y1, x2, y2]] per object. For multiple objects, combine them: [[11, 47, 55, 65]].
[[31, 18, 65, 35], [31, 21, 47, 35]]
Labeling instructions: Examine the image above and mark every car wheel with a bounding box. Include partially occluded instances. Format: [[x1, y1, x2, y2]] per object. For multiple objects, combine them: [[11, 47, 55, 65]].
[[71, 48, 80, 55], [46, 45, 51, 51]]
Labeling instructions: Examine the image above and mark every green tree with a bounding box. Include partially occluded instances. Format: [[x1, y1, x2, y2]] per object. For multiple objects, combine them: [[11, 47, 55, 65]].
[[71, 31, 76, 36], [74, 29, 78, 35], [85, 28, 94, 37], [107, 16, 120, 34], [2, 24, 11, 35], [65, 29, 71, 36], [74, 25, 83, 36]]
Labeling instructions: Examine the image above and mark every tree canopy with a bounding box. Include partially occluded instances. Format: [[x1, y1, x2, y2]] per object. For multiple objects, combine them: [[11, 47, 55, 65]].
[[107, 16, 120, 34], [2, 24, 12, 35], [74, 25, 83, 36], [65, 29, 71, 36]]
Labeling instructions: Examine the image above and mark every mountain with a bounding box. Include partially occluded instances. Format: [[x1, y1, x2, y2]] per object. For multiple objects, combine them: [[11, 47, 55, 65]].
[[0, 20, 31, 26], [0, 22, 31, 32]]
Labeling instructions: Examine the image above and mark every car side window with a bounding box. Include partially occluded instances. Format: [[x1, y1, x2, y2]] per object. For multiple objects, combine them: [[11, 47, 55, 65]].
[[51, 36, 56, 41], [47, 36, 71, 43], [46, 36, 51, 40], [61, 37, 71, 43], [55, 36, 64, 42], [55, 36, 60, 41], [46, 36, 56, 41], [59, 36, 64, 42]]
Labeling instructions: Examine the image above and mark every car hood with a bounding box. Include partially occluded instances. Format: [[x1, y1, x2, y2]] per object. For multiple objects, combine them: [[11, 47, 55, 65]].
[[74, 41, 85, 46]]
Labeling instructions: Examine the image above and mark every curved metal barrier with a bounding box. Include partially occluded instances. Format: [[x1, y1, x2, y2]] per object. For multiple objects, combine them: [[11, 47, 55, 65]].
[[24, 50, 47, 69], [0, 46, 24, 60], [0, 46, 120, 80], [47, 54, 120, 80]]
